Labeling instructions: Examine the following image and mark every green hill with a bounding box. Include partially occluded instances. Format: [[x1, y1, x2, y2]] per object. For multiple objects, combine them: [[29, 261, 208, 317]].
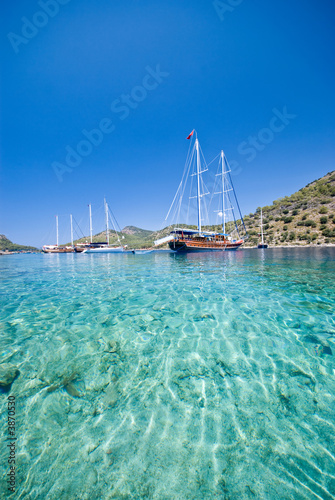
[[243, 170, 335, 246], [0, 235, 39, 252]]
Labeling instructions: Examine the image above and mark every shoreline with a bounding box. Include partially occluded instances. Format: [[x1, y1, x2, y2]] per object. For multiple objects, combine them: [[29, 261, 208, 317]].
[[1, 244, 335, 255], [243, 243, 335, 249]]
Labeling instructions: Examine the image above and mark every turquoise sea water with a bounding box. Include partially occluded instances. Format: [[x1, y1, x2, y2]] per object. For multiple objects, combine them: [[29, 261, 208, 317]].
[[1, 248, 335, 499]]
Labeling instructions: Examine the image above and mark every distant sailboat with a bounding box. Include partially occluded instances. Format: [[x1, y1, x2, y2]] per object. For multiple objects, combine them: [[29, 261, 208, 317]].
[[258, 208, 268, 249], [42, 215, 74, 253], [74, 204, 97, 252], [82, 199, 132, 254]]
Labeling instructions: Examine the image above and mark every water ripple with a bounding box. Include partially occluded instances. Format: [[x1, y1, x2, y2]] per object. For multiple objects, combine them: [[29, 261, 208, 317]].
[[0, 248, 334, 499]]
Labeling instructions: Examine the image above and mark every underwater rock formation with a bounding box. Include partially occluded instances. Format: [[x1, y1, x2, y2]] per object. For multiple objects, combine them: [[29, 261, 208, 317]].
[[0, 363, 19, 388]]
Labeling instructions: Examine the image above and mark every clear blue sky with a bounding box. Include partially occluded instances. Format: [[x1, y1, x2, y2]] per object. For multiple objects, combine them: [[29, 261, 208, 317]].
[[1, 0, 334, 246]]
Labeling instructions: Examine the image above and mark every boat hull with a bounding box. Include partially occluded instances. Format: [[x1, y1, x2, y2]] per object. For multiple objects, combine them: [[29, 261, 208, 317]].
[[74, 246, 89, 253], [134, 250, 153, 255], [257, 244, 268, 249], [169, 239, 243, 252], [42, 247, 74, 253], [83, 246, 131, 254]]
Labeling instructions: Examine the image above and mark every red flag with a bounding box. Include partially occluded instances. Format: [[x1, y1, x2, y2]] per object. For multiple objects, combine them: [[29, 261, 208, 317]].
[[186, 130, 194, 140]]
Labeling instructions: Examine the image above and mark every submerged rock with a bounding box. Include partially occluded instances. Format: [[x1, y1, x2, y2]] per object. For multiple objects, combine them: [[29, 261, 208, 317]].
[[64, 382, 81, 398], [0, 363, 19, 387], [215, 358, 235, 377], [314, 344, 332, 356], [105, 340, 120, 353], [194, 313, 216, 321], [303, 335, 332, 356], [103, 383, 118, 407], [303, 334, 332, 356]]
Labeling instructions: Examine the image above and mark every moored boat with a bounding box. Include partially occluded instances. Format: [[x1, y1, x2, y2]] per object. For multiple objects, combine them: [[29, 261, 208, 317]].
[[74, 243, 90, 253], [83, 245, 128, 254], [169, 229, 244, 252], [81, 199, 131, 253], [42, 215, 74, 253], [158, 131, 247, 253], [42, 245, 74, 253], [133, 249, 153, 255]]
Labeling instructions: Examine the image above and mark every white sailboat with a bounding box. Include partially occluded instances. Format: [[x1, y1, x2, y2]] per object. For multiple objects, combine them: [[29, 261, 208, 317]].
[[74, 204, 94, 252], [83, 199, 131, 253]]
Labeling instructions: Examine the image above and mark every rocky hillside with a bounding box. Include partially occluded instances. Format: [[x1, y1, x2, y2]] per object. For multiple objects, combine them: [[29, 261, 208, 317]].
[[0, 235, 39, 252], [243, 170, 335, 246]]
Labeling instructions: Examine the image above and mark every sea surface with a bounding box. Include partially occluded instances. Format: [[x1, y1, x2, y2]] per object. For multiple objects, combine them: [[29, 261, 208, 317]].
[[1, 248, 335, 500]]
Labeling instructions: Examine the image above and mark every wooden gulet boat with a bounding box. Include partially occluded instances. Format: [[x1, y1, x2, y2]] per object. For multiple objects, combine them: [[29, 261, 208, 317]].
[[42, 215, 74, 253], [169, 228, 244, 252], [157, 132, 247, 252]]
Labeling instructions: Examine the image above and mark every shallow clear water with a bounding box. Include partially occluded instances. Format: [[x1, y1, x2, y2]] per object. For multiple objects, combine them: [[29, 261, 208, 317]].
[[1, 248, 335, 499]]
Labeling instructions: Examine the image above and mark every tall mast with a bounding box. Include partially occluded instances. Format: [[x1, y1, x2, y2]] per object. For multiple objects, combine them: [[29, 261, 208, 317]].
[[260, 208, 264, 245], [56, 215, 59, 247], [89, 204, 93, 243], [104, 198, 109, 245], [195, 138, 202, 233], [220, 150, 226, 234], [70, 214, 73, 247], [261, 209, 264, 245]]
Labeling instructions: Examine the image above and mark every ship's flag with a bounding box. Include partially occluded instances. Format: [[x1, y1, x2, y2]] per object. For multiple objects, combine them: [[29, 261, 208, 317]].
[[186, 130, 194, 140]]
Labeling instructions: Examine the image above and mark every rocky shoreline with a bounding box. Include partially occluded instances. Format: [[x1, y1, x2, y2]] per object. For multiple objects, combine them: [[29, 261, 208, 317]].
[[243, 243, 335, 249]]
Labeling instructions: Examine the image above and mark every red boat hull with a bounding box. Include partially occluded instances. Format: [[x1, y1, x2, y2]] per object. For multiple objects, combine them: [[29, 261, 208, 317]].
[[169, 238, 243, 252]]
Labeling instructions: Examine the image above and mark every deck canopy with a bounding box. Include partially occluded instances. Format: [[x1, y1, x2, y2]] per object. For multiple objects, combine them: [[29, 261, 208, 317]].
[[171, 228, 229, 237]]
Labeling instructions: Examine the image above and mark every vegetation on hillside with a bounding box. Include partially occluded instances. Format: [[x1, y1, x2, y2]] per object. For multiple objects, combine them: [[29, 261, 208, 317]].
[[0, 235, 39, 252], [243, 170, 335, 246]]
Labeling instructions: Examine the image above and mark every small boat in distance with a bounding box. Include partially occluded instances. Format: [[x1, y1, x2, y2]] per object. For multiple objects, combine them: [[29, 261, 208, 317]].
[[42, 245, 73, 253], [133, 249, 153, 255], [74, 204, 93, 252], [157, 132, 247, 252], [74, 204, 109, 253], [257, 208, 268, 249], [81, 199, 131, 253]]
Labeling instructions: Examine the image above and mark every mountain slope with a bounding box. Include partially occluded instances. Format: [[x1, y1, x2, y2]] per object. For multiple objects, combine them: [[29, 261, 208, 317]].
[[243, 170, 335, 246], [0, 235, 39, 252]]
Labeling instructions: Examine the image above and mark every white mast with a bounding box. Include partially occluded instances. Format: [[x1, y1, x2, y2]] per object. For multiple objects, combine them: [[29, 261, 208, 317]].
[[89, 204, 93, 243], [195, 138, 202, 233], [260, 208, 264, 245], [104, 198, 109, 245], [220, 150, 226, 234], [70, 214, 73, 247], [56, 215, 59, 247]]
